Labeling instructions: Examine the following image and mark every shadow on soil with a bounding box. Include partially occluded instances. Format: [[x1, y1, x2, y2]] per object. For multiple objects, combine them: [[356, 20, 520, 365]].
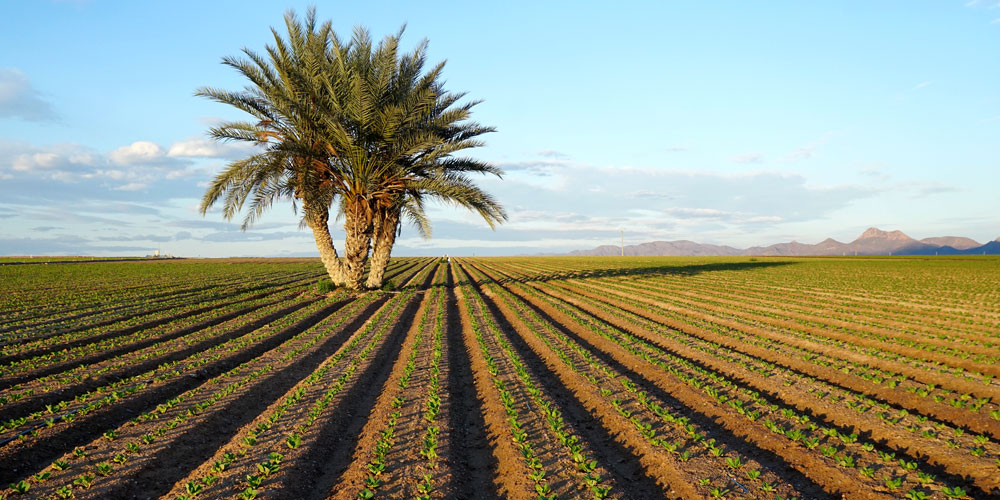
[[480, 260, 796, 285], [0, 297, 366, 486], [460, 262, 835, 500], [469, 279, 670, 499], [111, 295, 396, 498], [281, 295, 420, 500], [442, 269, 498, 498]]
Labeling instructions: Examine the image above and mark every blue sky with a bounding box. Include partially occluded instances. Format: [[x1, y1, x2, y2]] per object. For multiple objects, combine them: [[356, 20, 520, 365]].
[[1, 1, 998, 257]]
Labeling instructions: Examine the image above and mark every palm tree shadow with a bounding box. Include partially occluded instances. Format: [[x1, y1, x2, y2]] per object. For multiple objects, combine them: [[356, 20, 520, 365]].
[[494, 260, 796, 284]]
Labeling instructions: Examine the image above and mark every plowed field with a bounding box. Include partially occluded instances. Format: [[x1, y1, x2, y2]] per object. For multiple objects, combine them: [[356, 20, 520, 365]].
[[1, 256, 998, 499]]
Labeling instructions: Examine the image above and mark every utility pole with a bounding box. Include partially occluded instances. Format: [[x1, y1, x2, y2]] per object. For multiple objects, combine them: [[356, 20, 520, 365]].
[[620, 228, 624, 257]]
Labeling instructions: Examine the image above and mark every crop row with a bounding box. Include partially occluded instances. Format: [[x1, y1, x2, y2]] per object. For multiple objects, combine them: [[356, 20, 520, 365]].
[[463, 260, 992, 498]]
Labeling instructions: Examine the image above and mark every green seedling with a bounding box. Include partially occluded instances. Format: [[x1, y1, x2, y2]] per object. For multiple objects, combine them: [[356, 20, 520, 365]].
[[884, 476, 903, 490], [72, 474, 94, 489], [941, 486, 967, 498], [95, 462, 112, 477], [709, 487, 730, 498]]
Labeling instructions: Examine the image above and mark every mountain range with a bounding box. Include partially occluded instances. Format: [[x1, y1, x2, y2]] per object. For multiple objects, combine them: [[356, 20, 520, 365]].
[[567, 228, 1000, 257]]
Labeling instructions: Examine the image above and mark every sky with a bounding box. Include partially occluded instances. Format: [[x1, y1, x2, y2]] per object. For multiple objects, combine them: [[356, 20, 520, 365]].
[[1, 1, 998, 257]]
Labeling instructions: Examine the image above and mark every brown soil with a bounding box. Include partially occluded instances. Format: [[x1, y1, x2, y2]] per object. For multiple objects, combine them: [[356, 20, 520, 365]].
[[550, 279, 1000, 439], [497, 275, 897, 500]]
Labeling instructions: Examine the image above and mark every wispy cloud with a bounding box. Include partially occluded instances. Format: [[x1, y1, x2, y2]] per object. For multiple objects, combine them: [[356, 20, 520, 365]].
[[859, 164, 890, 183], [0, 68, 57, 122], [537, 149, 569, 159], [780, 132, 833, 162], [900, 182, 961, 199], [730, 152, 763, 164], [498, 159, 567, 171], [914, 81, 932, 89], [964, 0, 1000, 7]]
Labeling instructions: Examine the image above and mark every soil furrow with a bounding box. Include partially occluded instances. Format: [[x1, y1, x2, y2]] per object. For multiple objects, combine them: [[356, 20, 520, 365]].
[[499, 278, 886, 500], [551, 279, 1000, 439], [440, 276, 497, 499], [469, 277, 680, 499], [0, 297, 351, 486], [261, 293, 418, 500]]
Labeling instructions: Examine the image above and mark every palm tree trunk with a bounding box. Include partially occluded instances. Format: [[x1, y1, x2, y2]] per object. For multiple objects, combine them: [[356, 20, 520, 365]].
[[342, 201, 373, 291], [306, 209, 345, 285], [365, 208, 399, 289]]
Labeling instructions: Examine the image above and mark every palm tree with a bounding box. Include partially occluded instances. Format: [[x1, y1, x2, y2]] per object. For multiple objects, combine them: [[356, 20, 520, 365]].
[[197, 9, 347, 284], [360, 54, 507, 289], [307, 25, 505, 289], [199, 9, 505, 290]]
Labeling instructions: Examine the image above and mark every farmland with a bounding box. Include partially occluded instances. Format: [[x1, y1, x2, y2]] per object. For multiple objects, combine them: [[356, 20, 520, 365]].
[[0, 257, 998, 499]]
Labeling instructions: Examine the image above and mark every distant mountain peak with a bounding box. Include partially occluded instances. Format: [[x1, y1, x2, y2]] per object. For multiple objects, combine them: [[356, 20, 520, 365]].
[[565, 227, 998, 256], [920, 236, 982, 250], [858, 227, 912, 241]]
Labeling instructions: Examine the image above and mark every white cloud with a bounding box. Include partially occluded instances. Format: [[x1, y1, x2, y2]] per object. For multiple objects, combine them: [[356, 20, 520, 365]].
[[455, 160, 878, 252], [0, 68, 57, 121], [0, 139, 197, 192], [747, 215, 783, 223], [167, 138, 220, 158], [914, 81, 932, 89], [396, 236, 605, 249], [661, 207, 784, 225], [96, 168, 127, 180], [114, 182, 148, 191], [165, 169, 197, 180], [109, 141, 166, 165], [167, 137, 253, 159], [664, 207, 728, 217], [6, 143, 97, 175], [13, 152, 59, 171]]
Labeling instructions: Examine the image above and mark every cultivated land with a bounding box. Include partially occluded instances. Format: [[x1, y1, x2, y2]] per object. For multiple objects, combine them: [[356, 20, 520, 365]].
[[0, 256, 998, 499]]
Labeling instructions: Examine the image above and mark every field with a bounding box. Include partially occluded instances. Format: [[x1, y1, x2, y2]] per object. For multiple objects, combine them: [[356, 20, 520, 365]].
[[0, 256, 998, 500]]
